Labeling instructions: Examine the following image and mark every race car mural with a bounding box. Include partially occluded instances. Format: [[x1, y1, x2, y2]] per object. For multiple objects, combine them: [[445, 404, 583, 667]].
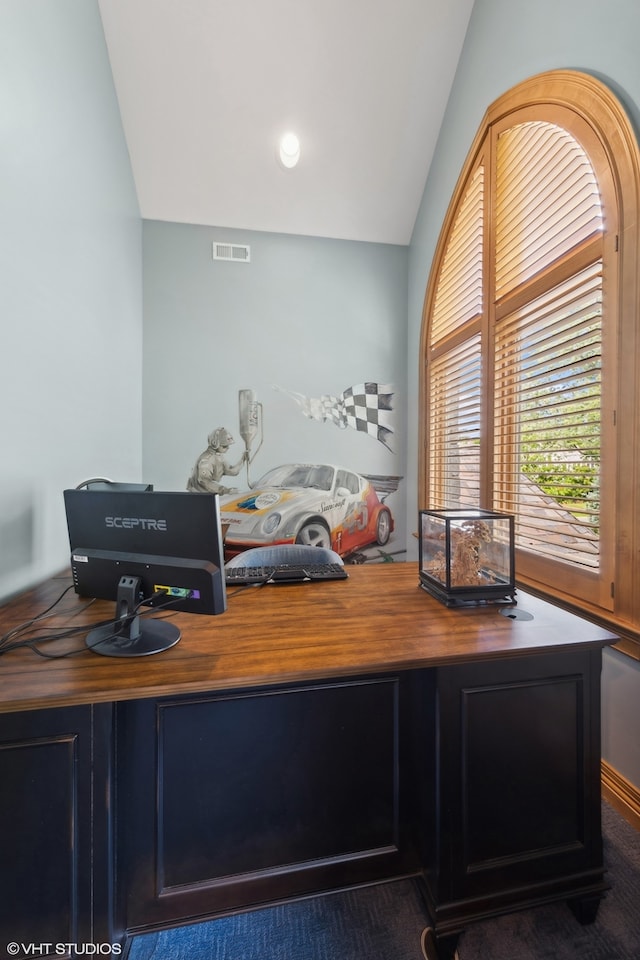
[[220, 462, 397, 561]]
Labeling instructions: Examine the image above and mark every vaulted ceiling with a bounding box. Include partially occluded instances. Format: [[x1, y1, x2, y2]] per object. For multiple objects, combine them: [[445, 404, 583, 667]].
[[98, 0, 474, 245]]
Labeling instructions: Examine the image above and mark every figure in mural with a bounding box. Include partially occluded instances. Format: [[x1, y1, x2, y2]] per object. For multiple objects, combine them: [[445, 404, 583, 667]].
[[186, 428, 248, 495], [274, 382, 395, 451]]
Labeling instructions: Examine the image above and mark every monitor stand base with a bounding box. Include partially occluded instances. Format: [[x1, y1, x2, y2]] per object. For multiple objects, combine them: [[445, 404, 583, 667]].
[[86, 617, 180, 657]]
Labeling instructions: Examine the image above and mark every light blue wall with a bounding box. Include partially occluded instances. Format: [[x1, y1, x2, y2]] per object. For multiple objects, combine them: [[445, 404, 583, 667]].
[[602, 649, 640, 786], [0, 1, 142, 601], [3, 0, 638, 790], [407, 0, 640, 786], [142, 221, 408, 558]]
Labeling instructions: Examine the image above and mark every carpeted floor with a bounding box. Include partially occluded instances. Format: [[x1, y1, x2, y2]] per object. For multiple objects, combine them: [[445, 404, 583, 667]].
[[459, 802, 640, 960], [126, 802, 640, 960], [127, 880, 428, 960]]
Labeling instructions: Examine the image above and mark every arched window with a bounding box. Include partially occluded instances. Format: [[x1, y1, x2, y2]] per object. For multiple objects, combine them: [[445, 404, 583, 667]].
[[419, 71, 640, 647]]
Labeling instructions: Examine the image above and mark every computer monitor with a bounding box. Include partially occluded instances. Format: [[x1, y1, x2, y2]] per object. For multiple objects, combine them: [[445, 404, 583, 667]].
[[63, 488, 227, 657]]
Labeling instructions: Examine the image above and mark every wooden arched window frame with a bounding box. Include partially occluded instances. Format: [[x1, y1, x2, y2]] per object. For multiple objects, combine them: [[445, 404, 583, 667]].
[[419, 71, 640, 650]]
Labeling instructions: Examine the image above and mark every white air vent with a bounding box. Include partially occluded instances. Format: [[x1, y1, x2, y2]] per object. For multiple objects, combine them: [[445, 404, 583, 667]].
[[213, 242, 251, 263]]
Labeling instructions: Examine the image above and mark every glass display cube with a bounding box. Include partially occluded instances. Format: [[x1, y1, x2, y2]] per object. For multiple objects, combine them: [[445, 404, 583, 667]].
[[418, 508, 516, 606]]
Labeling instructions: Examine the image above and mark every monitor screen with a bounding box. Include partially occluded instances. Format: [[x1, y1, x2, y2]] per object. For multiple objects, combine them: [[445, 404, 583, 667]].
[[63, 488, 227, 657]]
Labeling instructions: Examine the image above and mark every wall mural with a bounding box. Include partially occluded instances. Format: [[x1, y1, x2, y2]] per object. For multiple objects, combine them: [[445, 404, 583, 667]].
[[186, 387, 404, 565], [274, 382, 395, 451]]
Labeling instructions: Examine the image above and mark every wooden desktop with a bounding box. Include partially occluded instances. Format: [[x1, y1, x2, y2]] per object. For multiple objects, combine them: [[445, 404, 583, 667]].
[[0, 563, 617, 959]]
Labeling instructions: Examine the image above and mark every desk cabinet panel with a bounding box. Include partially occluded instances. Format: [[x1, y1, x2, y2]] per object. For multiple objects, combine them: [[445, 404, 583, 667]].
[[117, 676, 412, 932], [414, 649, 606, 939], [0, 705, 114, 954]]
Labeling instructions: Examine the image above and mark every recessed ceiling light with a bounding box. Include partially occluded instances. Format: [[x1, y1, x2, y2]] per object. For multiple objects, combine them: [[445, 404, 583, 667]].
[[279, 131, 300, 169]]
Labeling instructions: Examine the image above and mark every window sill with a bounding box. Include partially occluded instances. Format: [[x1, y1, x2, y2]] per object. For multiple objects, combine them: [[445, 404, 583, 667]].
[[515, 577, 640, 662]]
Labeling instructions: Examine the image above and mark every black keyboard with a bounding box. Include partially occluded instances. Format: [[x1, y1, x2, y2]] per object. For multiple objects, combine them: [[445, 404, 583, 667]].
[[225, 562, 348, 585]]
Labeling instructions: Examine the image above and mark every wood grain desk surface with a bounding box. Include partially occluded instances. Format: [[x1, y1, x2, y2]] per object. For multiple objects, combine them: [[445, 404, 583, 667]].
[[0, 562, 617, 714]]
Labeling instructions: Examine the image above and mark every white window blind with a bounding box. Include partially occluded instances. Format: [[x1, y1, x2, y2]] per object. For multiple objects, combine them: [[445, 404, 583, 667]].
[[495, 122, 603, 298], [493, 262, 603, 569], [429, 334, 482, 509], [430, 166, 484, 345], [492, 120, 603, 572]]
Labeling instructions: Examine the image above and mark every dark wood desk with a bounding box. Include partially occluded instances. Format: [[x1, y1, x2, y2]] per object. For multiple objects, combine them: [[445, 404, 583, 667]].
[[0, 564, 617, 959]]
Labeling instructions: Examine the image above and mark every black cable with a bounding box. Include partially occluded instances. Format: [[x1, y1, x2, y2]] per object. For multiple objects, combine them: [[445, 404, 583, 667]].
[[0, 580, 251, 660], [0, 587, 180, 659], [0, 582, 80, 647], [225, 577, 273, 597]]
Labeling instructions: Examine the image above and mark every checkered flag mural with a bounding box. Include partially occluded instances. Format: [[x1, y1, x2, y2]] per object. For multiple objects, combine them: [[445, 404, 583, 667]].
[[341, 383, 394, 450], [275, 382, 395, 451]]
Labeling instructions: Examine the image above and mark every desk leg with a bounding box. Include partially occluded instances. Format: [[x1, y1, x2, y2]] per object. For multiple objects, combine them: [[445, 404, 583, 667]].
[[420, 927, 459, 960], [568, 893, 602, 925]]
